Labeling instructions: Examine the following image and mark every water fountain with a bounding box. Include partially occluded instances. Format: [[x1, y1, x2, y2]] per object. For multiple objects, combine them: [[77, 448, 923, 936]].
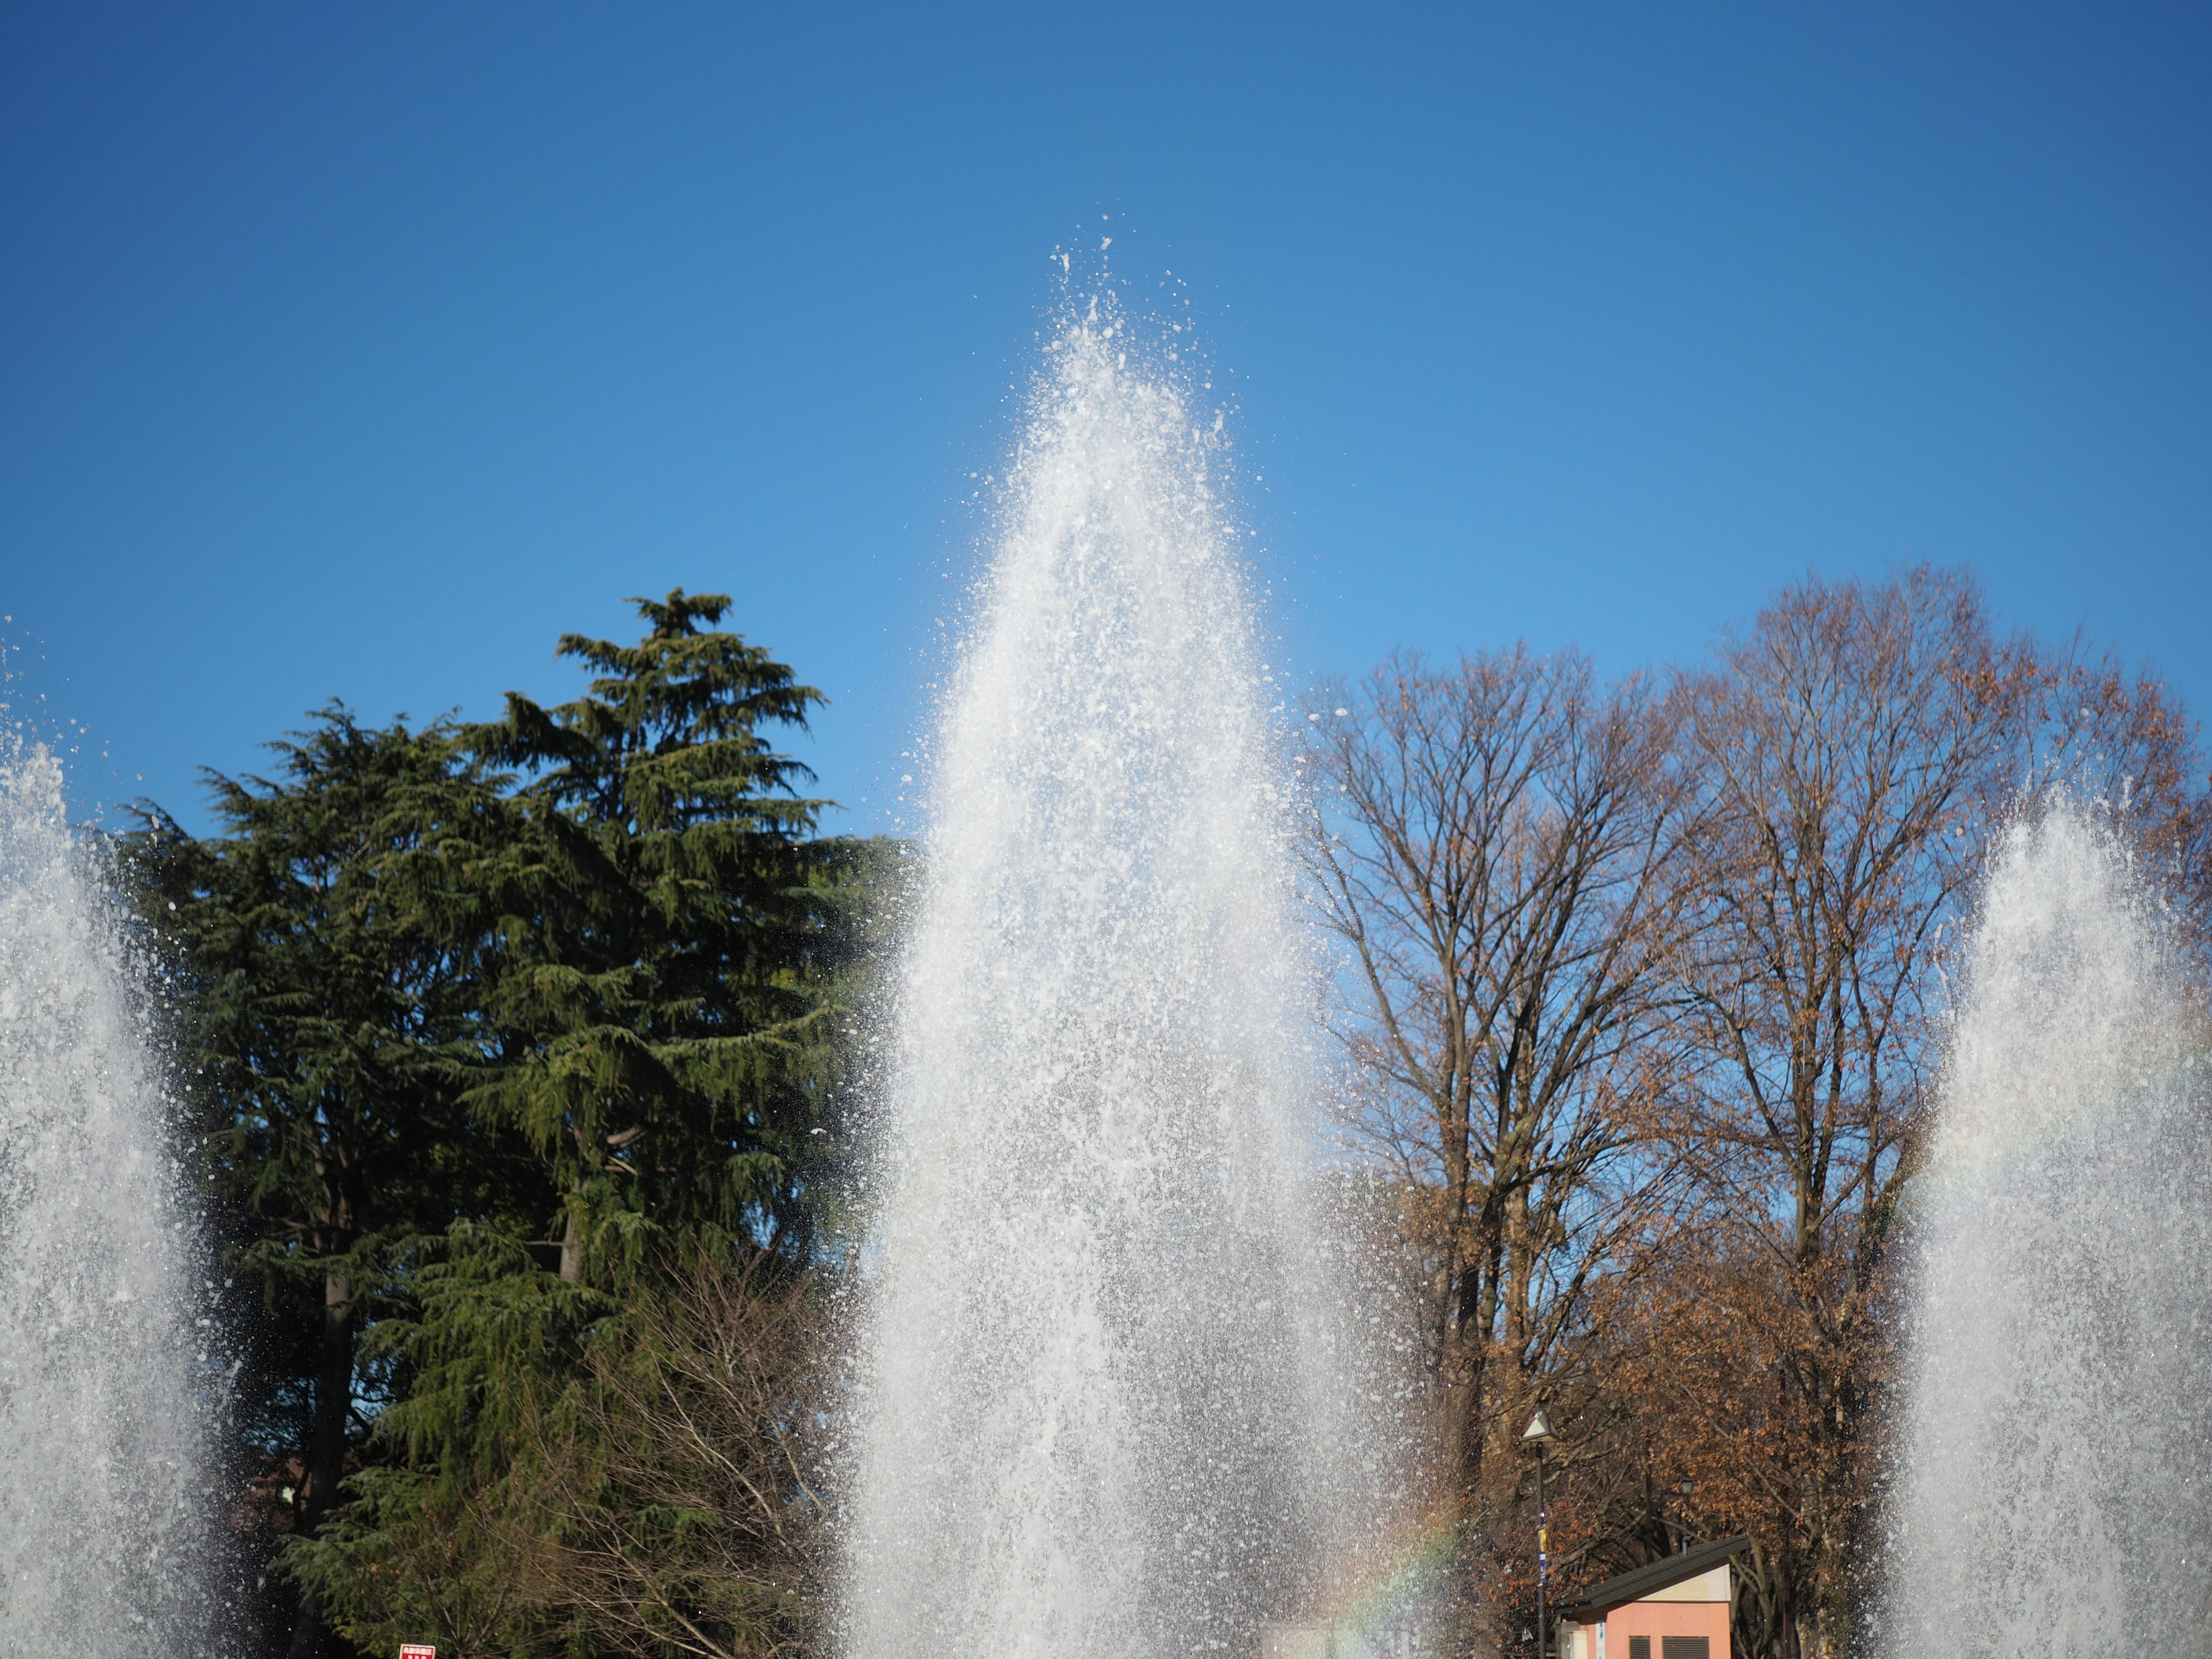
[[1889, 805, 2212, 1654], [0, 737, 207, 1654], [839, 294, 1391, 1658]]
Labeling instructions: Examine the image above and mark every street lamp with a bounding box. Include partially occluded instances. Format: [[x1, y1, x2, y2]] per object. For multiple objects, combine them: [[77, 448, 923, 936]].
[[1524, 1410, 1557, 1659]]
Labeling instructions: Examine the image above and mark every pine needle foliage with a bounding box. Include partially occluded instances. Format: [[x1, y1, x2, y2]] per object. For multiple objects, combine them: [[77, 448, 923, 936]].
[[459, 589, 838, 1286], [127, 707, 555, 1650], [283, 594, 855, 1657], [131, 596, 863, 1657], [290, 1249, 827, 1659], [134, 707, 533, 1306]]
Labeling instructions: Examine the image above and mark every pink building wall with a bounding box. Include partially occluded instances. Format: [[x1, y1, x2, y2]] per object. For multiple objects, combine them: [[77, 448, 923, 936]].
[[1599, 1595, 1730, 1659]]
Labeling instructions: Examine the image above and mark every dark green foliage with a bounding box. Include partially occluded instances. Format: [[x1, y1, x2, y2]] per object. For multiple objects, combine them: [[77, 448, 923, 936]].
[[132, 708, 520, 1309], [291, 1249, 828, 1659], [131, 592, 868, 1657], [363, 1225, 616, 1488], [130, 707, 556, 1652], [281, 1465, 544, 1659], [459, 588, 839, 1284]]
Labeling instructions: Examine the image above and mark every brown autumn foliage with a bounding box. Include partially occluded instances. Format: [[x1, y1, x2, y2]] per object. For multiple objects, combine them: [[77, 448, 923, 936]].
[[1301, 645, 1703, 1646], [1658, 567, 2037, 1659], [1313, 567, 2212, 1659]]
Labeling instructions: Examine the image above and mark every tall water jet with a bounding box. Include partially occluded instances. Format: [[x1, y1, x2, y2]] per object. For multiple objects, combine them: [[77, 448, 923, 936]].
[[0, 737, 207, 1652], [841, 297, 1380, 1658], [1888, 805, 2212, 1655]]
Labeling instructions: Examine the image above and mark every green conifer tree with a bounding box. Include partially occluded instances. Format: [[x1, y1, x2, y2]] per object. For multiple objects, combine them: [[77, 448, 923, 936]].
[[137, 595, 855, 1656], [131, 707, 549, 1658], [460, 587, 838, 1287], [284, 593, 858, 1658]]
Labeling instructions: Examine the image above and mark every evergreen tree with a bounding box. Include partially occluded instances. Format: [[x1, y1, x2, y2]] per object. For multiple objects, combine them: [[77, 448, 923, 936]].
[[134, 594, 857, 1656], [131, 707, 550, 1658], [460, 587, 838, 1286], [285, 593, 859, 1656]]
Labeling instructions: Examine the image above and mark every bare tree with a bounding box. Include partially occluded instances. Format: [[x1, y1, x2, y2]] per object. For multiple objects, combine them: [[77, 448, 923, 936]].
[[1667, 566, 2037, 1659], [1308, 571, 2211, 1659], [518, 1251, 827, 1658], [1301, 646, 1702, 1630]]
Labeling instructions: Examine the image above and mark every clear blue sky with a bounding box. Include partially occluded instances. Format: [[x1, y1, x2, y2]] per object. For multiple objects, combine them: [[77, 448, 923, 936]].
[[5, 2, 2209, 836]]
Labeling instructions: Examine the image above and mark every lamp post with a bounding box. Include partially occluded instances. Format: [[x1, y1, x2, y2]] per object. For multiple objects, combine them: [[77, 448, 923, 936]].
[[1524, 1410, 1558, 1659]]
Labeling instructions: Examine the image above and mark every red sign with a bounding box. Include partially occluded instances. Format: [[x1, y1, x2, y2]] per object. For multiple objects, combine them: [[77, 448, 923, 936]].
[[400, 1647, 437, 1659]]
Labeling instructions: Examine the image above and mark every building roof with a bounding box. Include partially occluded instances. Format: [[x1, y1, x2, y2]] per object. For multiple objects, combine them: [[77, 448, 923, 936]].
[[1558, 1536, 1752, 1620]]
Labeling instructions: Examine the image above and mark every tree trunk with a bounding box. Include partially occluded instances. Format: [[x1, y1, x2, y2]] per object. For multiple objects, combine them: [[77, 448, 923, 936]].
[[560, 1195, 585, 1284], [289, 1272, 354, 1659]]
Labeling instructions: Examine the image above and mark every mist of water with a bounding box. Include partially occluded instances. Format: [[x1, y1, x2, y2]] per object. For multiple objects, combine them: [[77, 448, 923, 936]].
[[0, 740, 207, 1653], [839, 298, 1387, 1659], [1889, 805, 2212, 1654]]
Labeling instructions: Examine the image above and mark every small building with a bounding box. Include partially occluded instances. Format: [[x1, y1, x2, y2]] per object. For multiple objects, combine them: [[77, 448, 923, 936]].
[[1556, 1536, 1749, 1659]]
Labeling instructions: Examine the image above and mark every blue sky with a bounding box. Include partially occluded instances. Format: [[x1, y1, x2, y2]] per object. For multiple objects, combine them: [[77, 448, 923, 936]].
[[5, 2, 2209, 836]]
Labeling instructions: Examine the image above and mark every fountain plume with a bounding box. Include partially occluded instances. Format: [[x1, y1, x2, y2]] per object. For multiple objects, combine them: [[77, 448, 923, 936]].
[[1888, 803, 2212, 1655], [840, 294, 1384, 1659], [0, 738, 208, 1654]]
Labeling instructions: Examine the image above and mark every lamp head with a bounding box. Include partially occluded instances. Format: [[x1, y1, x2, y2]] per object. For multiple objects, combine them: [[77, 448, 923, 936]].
[[1522, 1408, 1556, 1444]]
